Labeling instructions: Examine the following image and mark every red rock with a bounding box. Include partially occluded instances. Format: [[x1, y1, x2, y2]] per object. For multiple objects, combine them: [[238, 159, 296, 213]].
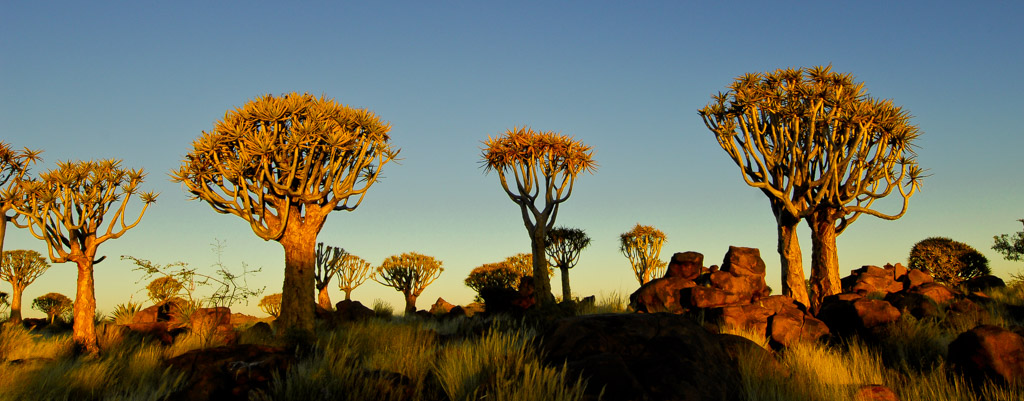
[[854, 384, 900, 401], [754, 295, 805, 314], [335, 299, 375, 322], [767, 306, 829, 348], [709, 271, 769, 300], [665, 252, 704, 280], [901, 269, 934, 289], [816, 295, 899, 337], [685, 286, 747, 308], [165, 344, 294, 401], [629, 276, 696, 313], [720, 246, 766, 277], [909, 282, 956, 305], [884, 263, 908, 281], [718, 303, 772, 337], [429, 297, 455, 314], [852, 299, 901, 329], [948, 325, 1024, 385]]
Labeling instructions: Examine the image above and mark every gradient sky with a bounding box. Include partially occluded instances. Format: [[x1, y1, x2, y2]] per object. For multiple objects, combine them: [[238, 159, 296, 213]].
[[2, 1, 1023, 317]]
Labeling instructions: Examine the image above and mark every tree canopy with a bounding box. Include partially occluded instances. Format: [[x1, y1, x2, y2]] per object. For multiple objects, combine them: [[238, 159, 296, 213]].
[[993, 219, 1024, 262], [620, 224, 667, 285], [375, 252, 443, 313], [910, 237, 990, 286]]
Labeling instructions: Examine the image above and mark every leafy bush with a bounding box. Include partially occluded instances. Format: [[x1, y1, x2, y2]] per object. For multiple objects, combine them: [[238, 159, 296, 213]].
[[909, 237, 990, 286]]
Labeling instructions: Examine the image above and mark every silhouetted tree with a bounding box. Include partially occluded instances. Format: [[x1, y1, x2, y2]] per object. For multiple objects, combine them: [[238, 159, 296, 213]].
[[545, 227, 591, 301], [32, 292, 72, 325], [0, 142, 41, 257], [146, 276, 183, 305], [620, 224, 667, 285], [0, 249, 50, 322], [17, 159, 156, 353], [465, 262, 523, 298], [910, 237, 990, 286], [375, 252, 443, 314], [482, 127, 596, 307], [172, 93, 399, 335], [994, 219, 1024, 262], [0, 292, 9, 318], [259, 293, 282, 318], [336, 253, 372, 301], [314, 242, 345, 310], [700, 66, 923, 310]]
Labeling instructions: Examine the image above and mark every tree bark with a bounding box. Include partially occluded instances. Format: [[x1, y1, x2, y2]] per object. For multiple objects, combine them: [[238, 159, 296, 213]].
[[808, 215, 842, 312], [404, 293, 417, 314], [777, 218, 810, 308], [560, 266, 571, 302], [10, 284, 23, 322], [278, 227, 317, 336], [0, 213, 7, 258], [343, 289, 352, 301], [317, 285, 332, 311], [530, 228, 556, 307], [72, 259, 99, 354]]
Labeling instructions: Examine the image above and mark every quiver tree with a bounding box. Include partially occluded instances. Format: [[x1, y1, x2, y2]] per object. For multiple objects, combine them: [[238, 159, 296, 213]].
[[146, 276, 183, 305], [259, 293, 282, 318], [172, 93, 399, 335], [481, 127, 596, 307], [32, 292, 73, 325], [465, 262, 524, 297], [0, 292, 9, 318], [994, 219, 1024, 262], [16, 159, 156, 353], [374, 252, 443, 314], [545, 227, 591, 301], [909, 237, 990, 286], [336, 253, 372, 301], [620, 224, 667, 285], [699, 66, 923, 311], [0, 249, 51, 322], [0, 142, 42, 257], [314, 242, 346, 310]]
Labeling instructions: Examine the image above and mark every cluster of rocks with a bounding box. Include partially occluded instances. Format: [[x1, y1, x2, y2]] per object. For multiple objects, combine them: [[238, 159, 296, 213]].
[[127, 301, 236, 344], [630, 246, 829, 348]]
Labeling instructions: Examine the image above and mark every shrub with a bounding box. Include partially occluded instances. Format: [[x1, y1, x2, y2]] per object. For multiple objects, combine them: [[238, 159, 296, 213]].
[[109, 301, 144, 325], [372, 299, 394, 318], [909, 237, 990, 286], [146, 276, 183, 305]]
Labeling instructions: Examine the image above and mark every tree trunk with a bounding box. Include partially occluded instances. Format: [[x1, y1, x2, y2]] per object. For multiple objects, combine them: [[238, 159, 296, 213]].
[[278, 228, 317, 336], [317, 285, 332, 311], [777, 219, 810, 308], [0, 213, 7, 257], [10, 284, 23, 322], [404, 293, 417, 314], [72, 259, 99, 354], [530, 229, 556, 307], [343, 289, 352, 301], [808, 215, 842, 313], [560, 266, 571, 302]]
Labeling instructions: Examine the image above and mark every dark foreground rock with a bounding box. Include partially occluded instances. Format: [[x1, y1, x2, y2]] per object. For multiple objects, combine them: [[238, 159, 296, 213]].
[[542, 313, 745, 401], [165, 344, 295, 401], [948, 325, 1024, 385]]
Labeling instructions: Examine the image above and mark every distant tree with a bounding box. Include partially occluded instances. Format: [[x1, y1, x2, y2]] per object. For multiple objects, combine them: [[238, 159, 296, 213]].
[[465, 262, 524, 297], [0, 291, 9, 318], [146, 276, 183, 305], [172, 93, 399, 335], [0, 249, 51, 322], [314, 242, 346, 310], [16, 159, 156, 353], [336, 253, 373, 301], [994, 219, 1024, 262], [0, 142, 42, 257], [545, 227, 591, 301], [699, 66, 923, 311], [259, 293, 282, 318], [909, 237, 990, 286], [32, 292, 73, 325], [620, 224, 667, 285], [375, 252, 443, 314], [482, 127, 596, 307]]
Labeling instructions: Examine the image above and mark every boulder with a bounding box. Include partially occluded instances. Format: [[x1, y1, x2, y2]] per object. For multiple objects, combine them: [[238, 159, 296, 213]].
[[948, 325, 1024, 385], [944, 299, 990, 331], [709, 271, 768, 301], [817, 296, 900, 338], [853, 384, 900, 401], [125, 322, 181, 345], [883, 263, 908, 281], [964, 275, 1006, 292], [429, 297, 456, 315], [767, 307, 830, 348], [189, 307, 237, 344], [684, 286, 747, 309], [165, 344, 294, 401], [716, 303, 773, 337], [629, 276, 696, 313], [512, 276, 536, 310], [335, 300, 375, 322], [720, 246, 767, 277], [884, 292, 940, 320], [542, 313, 744, 401], [844, 265, 903, 296], [900, 269, 934, 290], [908, 282, 956, 305], [665, 252, 704, 280]]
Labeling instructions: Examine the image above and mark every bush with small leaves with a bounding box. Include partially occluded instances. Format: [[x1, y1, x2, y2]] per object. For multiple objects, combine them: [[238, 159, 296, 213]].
[[909, 237, 990, 286]]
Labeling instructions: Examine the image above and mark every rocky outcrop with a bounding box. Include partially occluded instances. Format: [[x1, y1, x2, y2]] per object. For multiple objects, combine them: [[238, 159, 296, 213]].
[[334, 300, 375, 322], [817, 295, 901, 338], [948, 325, 1024, 385], [165, 344, 295, 401], [429, 297, 456, 315]]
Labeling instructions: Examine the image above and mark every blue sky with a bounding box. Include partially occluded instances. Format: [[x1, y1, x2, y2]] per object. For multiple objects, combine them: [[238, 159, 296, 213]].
[[2, 1, 1022, 317]]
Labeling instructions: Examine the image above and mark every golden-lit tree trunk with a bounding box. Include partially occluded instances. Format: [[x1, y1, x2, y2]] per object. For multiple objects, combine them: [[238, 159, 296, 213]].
[[809, 215, 842, 312], [342, 289, 352, 301], [531, 228, 556, 306], [560, 266, 571, 302], [9, 284, 23, 322], [0, 215, 7, 258], [404, 293, 418, 314], [317, 286, 332, 311], [277, 225, 318, 335], [72, 259, 99, 354], [777, 213, 810, 308]]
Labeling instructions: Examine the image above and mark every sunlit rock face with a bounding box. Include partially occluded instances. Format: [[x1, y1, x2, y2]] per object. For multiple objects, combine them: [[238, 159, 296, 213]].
[[948, 325, 1024, 385]]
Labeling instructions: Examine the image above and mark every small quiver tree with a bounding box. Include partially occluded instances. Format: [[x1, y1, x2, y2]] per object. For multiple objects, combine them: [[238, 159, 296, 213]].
[[0, 292, 9, 319], [909, 237, 990, 287], [33, 292, 73, 325], [545, 227, 591, 301], [314, 242, 346, 310], [481, 127, 596, 307], [146, 276, 183, 306], [994, 219, 1024, 262], [260, 293, 282, 318], [0, 249, 50, 322], [336, 253, 372, 301], [374, 252, 443, 314], [0, 142, 41, 257], [620, 224, 667, 285], [172, 93, 399, 335], [16, 159, 156, 353]]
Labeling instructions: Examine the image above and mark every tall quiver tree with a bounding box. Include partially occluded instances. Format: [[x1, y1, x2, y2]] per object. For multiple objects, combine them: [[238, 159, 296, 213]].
[[700, 66, 922, 311], [336, 253, 372, 301], [0, 142, 42, 256], [172, 93, 399, 335], [545, 227, 590, 301], [16, 159, 156, 353], [0, 250, 51, 322], [620, 224, 667, 285], [314, 242, 345, 310], [481, 127, 596, 307]]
